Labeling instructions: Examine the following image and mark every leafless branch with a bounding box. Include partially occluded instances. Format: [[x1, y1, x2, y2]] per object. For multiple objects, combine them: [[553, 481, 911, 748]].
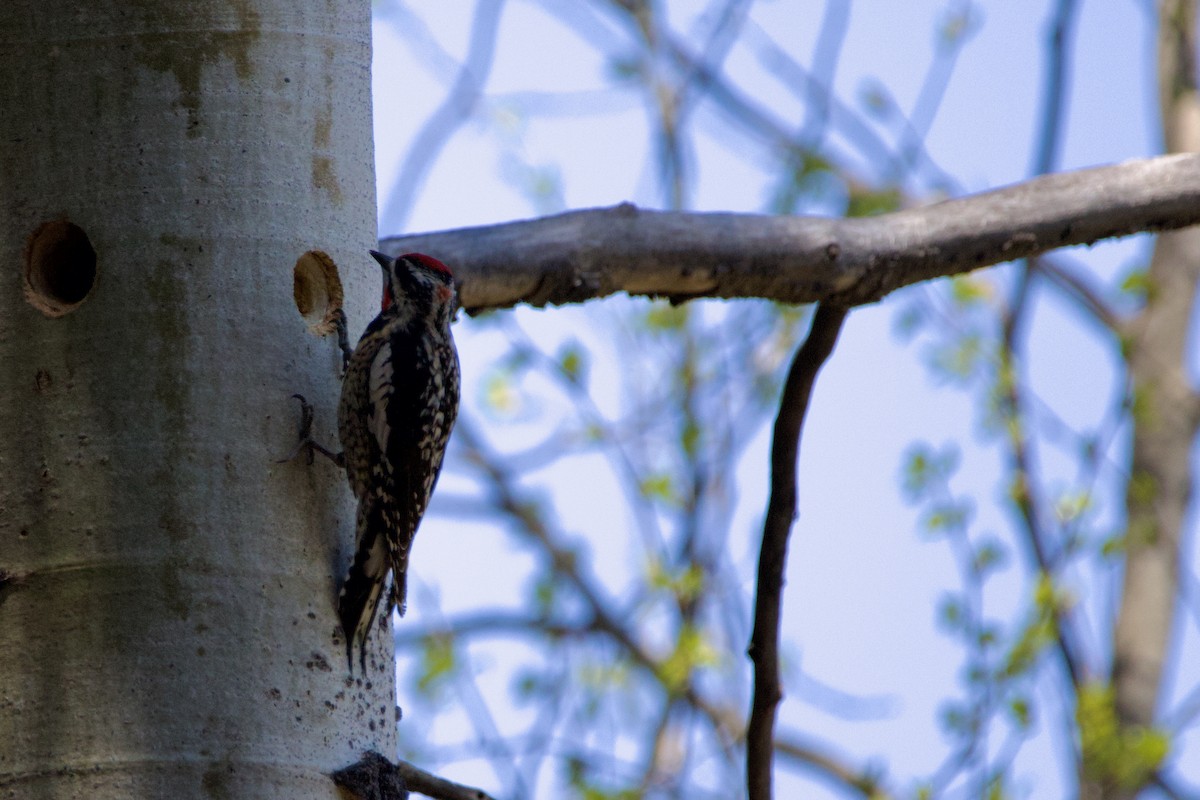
[[332, 752, 497, 800], [746, 304, 848, 800], [891, 4, 975, 180], [379, 153, 1200, 313], [1110, 0, 1200, 737], [1033, 255, 1122, 331], [392, 611, 577, 645], [795, 0, 851, 149], [998, 272, 1087, 697], [452, 405, 894, 797], [379, 0, 506, 230], [1031, 0, 1081, 175], [453, 417, 660, 674], [396, 758, 499, 800], [774, 735, 891, 799], [992, 0, 1087, 723]]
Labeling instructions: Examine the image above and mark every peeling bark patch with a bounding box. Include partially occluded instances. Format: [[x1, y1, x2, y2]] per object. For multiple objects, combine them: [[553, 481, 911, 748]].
[[34, 370, 52, 393], [311, 43, 340, 207], [312, 156, 344, 206], [130, 2, 262, 138], [23, 220, 97, 317], [314, 109, 332, 149]]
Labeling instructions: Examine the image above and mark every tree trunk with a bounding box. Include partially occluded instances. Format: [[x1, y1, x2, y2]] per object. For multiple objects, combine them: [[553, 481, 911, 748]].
[[1100, 1, 1199, 797], [0, 2, 392, 798]]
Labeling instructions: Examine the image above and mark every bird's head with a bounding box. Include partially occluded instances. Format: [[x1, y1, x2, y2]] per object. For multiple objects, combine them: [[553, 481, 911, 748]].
[[369, 250, 457, 322]]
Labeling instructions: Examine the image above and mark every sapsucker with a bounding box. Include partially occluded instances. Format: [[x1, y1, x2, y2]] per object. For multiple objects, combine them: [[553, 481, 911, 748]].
[[337, 250, 461, 671]]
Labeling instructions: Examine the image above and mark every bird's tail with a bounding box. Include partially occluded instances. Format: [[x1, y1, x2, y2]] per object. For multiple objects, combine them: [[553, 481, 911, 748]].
[[337, 499, 391, 673], [390, 535, 411, 618]]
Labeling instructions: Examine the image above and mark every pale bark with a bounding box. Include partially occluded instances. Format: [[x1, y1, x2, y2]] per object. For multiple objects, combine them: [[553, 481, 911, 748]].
[[1109, 0, 1200, 765], [381, 154, 1200, 314], [0, 2, 391, 798]]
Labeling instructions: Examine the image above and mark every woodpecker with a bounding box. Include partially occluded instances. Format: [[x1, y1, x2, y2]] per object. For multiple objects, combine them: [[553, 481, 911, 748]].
[[331, 250, 460, 671]]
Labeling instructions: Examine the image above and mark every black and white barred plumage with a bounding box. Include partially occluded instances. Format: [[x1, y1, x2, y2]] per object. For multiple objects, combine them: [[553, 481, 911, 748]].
[[337, 250, 460, 671]]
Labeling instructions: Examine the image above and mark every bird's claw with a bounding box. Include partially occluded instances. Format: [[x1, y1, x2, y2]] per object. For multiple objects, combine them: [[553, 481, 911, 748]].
[[278, 394, 345, 467], [277, 394, 317, 464]]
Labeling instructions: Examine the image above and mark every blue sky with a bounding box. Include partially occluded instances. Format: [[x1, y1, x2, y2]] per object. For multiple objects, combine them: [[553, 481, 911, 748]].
[[369, 2, 1197, 796]]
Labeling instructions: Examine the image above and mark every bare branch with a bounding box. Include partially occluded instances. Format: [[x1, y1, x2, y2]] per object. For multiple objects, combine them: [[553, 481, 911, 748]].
[[379, 0, 507, 230], [997, 273, 1087, 694], [380, 154, 1200, 313], [774, 735, 891, 799], [795, 0, 852, 149], [1033, 255, 1122, 331], [741, 20, 896, 173], [1110, 0, 1200, 737], [746, 304, 848, 800], [1031, 0, 1081, 175], [395, 758, 499, 800], [453, 417, 662, 674], [891, 5, 975, 180]]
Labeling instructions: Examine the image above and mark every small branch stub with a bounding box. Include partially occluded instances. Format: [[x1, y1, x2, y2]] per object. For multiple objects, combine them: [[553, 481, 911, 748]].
[[23, 220, 97, 317], [332, 752, 407, 800], [331, 752, 499, 800]]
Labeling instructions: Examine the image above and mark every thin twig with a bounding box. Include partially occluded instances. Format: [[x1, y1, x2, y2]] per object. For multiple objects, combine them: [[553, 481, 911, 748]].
[[453, 417, 661, 673], [796, 0, 852, 149], [379, 0, 506, 230], [1031, 0, 1081, 175], [746, 304, 849, 800], [998, 278, 1085, 693], [774, 735, 890, 799], [994, 0, 1087, 699], [456, 409, 889, 797], [1033, 255, 1122, 332], [892, 4, 974, 180]]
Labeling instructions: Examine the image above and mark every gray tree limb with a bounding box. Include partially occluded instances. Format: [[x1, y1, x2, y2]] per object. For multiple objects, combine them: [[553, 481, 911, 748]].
[[380, 153, 1200, 314]]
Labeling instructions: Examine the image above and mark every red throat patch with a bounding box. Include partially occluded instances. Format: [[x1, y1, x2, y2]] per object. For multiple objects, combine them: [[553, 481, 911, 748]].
[[381, 285, 394, 312]]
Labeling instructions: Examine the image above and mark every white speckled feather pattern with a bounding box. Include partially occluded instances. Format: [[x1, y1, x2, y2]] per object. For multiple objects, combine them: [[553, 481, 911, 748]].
[[335, 251, 460, 671]]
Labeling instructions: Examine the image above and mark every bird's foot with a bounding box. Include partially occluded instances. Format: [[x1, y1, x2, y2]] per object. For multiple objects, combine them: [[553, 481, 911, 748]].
[[277, 394, 345, 466]]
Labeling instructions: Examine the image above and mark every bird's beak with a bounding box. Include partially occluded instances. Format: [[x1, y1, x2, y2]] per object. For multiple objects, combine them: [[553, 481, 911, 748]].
[[369, 250, 391, 269]]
